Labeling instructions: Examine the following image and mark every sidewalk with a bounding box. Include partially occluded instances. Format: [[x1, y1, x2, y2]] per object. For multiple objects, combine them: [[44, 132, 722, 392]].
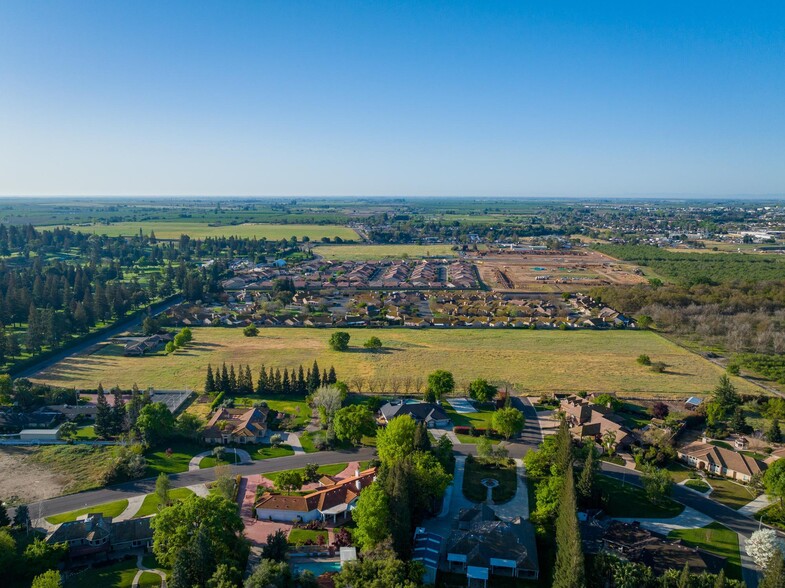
[[738, 494, 775, 517]]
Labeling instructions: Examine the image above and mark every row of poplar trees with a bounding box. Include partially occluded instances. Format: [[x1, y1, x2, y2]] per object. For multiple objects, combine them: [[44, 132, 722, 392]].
[[204, 360, 337, 396]]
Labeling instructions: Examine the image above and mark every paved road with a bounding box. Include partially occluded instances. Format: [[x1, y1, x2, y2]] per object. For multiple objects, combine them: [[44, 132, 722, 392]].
[[16, 296, 184, 380], [28, 447, 375, 519]]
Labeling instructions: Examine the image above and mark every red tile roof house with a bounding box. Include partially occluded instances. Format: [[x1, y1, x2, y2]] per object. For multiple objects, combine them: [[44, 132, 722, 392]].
[[677, 441, 766, 483], [203, 406, 268, 444], [255, 468, 377, 524]]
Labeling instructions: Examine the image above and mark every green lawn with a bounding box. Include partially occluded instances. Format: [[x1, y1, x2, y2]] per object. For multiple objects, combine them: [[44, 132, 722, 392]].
[[288, 528, 329, 545], [685, 479, 711, 493], [198, 456, 229, 469], [47, 221, 359, 242], [265, 463, 348, 487], [133, 488, 195, 518], [46, 499, 129, 524], [462, 456, 517, 504], [145, 441, 205, 475], [456, 433, 500, 445], [662, 461, 695, 483], [705, 476, 760, 510], [73, 424, 98, 440], [31, 328, 756, 397], [443, 404, 497, 429], [251, 443, 296, 460], [299, 432, 318, 453], [668, 523, 742, 581], [64, 558, 140, 588], [138, 572, 163, 587], [597, 475, 684, 518], [755, 503, 785, 530]]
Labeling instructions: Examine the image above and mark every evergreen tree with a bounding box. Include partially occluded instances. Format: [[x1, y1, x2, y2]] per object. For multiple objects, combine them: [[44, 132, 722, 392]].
[[761, 553, 785, 588], [555, 418, 573, 475], [273, 368, 282, 394], [385, 459, 413, 559], [577, 447, 597, 505], [228, 364, 237, 394], [768, 419, 783, 444], [256, 366, 268, 395], [0, 502, 10, 526], [282, 368, 291, 395], [220, 363, 229, 393], [94, 383, 113, 439], [713, 569, 726, 588], [677, 564, 691, 588], [327, 365, 337, 385], [322, 369, 329, 387], [127, 384, 143, 430], [413, 422, 431, 452], [205, 364, 216, 393], [297, 365, 306, 395], [244, 365, 253, 394], [552, 464, 585, 588], [111, 387, 126, 434], [307, 360, 321, 393]]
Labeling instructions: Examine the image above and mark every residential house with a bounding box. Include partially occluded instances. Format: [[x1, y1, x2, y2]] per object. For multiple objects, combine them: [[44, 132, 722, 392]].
[[255, 468, 377, 523], [560, 396, 633, 448], [203, 406, 268, 444], [378, 401, 451, 429], [677, 441, 766, 482], [47, 513, 153, 561]]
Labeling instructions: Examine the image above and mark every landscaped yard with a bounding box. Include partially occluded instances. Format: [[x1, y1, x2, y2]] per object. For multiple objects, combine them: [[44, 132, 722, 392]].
[[455, 433, 500, 445], [462, 456, 517, 504], [684, 479, 711, 493], [138, 572, 163, 587], [288, 528, 329, 545], [668, 523, 742, 581], [755, 503, 785, 530], [73, 424, 98, 440], [596, 475, 684, 518], [250, 444, 296, 460], [299, 432, 319, 453], [265, 463, 348, 487], [145, 441, 205, 476], [133, 488, 195, 518], [64, 558, 140, 588], [443, 403, 497, 430], [47, 499, 129, 524], [30, 328, 756, 397], [704, 476, 760, 510]]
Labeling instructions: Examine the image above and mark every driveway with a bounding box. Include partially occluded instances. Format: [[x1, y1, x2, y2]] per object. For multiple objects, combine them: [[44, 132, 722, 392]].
[[493, 458, 529, 521]]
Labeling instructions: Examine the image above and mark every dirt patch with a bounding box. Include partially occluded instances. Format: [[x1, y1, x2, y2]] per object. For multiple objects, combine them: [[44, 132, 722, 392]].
[[0, 447, 68, 505]]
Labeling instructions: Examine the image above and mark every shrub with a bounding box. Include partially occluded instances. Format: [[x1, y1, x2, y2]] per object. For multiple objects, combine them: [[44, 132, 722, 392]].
[[243, 325, 259, 337], [637, 354, 652, 366]]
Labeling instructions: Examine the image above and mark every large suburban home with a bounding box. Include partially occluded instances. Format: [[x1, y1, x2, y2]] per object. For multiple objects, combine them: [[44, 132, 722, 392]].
[[443, 504, 539, 585], [203, 406, 268, 444], [378, 400, 451, 429], [560, 396, 633, 449], [47, 513, 153, 561], [677, 441, 766, 482], [255, 468, 377, 523]]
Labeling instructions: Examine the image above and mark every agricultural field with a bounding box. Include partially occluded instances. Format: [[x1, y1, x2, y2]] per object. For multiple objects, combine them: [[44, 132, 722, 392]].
[[40, 221, 359, 242], [30, 327, 759, 397], [473, 250, 647, 292], [312, 243, 458, 261]]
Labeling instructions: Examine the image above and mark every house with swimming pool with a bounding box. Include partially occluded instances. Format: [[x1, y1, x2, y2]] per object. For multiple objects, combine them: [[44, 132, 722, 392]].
[[255, 467, 377, 523]]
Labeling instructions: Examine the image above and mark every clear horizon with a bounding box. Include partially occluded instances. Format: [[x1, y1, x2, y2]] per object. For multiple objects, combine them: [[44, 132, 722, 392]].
[[1, 1, 784, 197]]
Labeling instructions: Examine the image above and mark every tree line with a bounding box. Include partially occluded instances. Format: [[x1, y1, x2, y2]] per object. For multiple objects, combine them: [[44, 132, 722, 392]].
[[204, 360, 337, 396]]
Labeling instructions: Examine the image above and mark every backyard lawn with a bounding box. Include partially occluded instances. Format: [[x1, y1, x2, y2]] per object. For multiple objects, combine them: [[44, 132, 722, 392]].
[[30, 328, 756, 397], [597, 475, 684, 518], [145, 441, 205, 476], [462, 456, 517, 504], [133, 488, 195, 518], [73, 425, 98, 440], [288, 528, 329, 545], [443, 403, 497, 430], [265, 463, 348, 487], [668, 523, 742, 581], [64, 558, 140, 588], [46, 499, 129, 524]]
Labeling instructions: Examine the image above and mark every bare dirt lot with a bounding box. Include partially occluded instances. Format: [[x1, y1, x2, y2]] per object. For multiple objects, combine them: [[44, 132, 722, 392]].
[[473, 249, 648, 292], [0, 447, 67, 505]]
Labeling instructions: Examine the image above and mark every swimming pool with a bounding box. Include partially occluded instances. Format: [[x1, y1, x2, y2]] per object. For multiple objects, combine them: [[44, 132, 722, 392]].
[[292, 560, 342, 576]]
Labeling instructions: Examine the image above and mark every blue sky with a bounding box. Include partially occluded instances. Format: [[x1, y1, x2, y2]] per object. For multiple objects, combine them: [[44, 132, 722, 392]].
[[0, 1, 783, 197]]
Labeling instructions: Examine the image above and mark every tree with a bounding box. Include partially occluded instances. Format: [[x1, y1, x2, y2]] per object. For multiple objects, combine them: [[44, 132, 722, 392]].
[[245, 559, 292, 588], [652, 402, 669, 419], [492, 407, 524, 439], [58, 421, 77, 440], [376, 415, 416, 465], [275, 470, 303, 494], [151, 494, 246, 571], [593, 393, 622, 411], [333, 405, 376, 446], [552, 465, 585, 588], [334, 557, 424, 588], [0, 502, 9, 527], [24, 538, 68, 578], [425, 370, 454, 402], [413, 422, 431, 452], [713, 374, 740, 415], [468, 378, 496, 403], [165, 341, 176, 354], [213, 466, 236, 501], [637, 354, 651, 366], [731, 406, 750, 433], [577, 447, 597, 505], [766, 458, 785, 507], [243, 324, 259, 337], [205, 364, 216, 393], [328, 331, 350, 351], [761, 551, 785, 588], [769, 419, 784, 443], [747, 529, 785, 569], [312, 385, 343, 428], [136, 402, 175, 446], [94, 383, 113, 439], [555, 419, 574, 475], [31, 570, 62, 588], [363, 336, 383, 350], [14, 504, 29, 531], [352, 483, 391, 550], [641, 465, 672, 503], [385, 459, 413, 558], [155, 472, 170, 509], [261, 529, 289, 562], [207, 564, 240, 588]]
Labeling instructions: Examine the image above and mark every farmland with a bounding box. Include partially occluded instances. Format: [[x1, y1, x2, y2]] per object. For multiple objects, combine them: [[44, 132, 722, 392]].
[[40, 221, 359, 242], [313, 243, 458, 260], [30, 327, 757, 397]]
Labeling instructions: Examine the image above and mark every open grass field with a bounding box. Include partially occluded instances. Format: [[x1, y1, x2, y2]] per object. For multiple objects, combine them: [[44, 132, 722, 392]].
[[668, 523, 742, 581], [41, 221, 359, 242], [46, 498, 129, 524], [32, 327, 758, 397], [313, 243, 457, 260]]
